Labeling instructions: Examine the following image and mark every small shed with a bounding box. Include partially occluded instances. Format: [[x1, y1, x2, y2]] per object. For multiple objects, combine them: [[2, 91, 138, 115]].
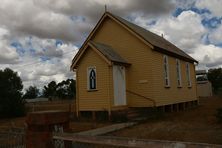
[[196, 70, 213, 97]]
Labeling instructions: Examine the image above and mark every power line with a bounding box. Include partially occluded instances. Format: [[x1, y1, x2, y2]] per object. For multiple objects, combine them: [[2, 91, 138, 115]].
[[0, 49, 77, 88], [13, 49, 77, 69]]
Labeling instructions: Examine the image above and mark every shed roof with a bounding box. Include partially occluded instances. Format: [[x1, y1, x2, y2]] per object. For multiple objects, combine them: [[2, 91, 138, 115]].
[[72, 41, 130, 68], [196, 70, 207, 75], [89, 41, 129, 65]]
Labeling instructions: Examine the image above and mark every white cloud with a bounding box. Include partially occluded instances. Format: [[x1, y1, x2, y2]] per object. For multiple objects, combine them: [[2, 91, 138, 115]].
[[196, 0, 222, 17], [191, 44, 222, 68], [0, 0, 175, 43], [0, 0, 88, 42], [173, 0, 196, 9], [0, 27, 20, 64], [33, 39, 64, 58], [208, 24, 222, 44], [18, 41, 78, 89], [0, 35, 78, 89], [146, 10, 206, 53], [0, 43, 20, 64]]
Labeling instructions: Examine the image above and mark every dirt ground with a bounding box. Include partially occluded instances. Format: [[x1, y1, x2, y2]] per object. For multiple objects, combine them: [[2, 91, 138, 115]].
[[107, 96, 222, 145], [0, 117, 109, 132], [1, 96, 222, 145], [0, 99, 99, 131]]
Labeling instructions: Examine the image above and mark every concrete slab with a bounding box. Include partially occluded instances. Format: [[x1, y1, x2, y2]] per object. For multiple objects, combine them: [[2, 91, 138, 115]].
[[77, 122, 137, 136]]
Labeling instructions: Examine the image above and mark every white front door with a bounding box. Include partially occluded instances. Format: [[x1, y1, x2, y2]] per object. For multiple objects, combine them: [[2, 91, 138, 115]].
[[113, 65, 126, 106]]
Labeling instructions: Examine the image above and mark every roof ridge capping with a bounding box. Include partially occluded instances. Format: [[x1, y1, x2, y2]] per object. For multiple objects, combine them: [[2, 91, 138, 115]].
[[106, 12, 198, 63]]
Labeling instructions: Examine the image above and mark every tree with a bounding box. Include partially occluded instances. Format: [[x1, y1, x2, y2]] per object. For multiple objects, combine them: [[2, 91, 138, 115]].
[[56, 79, 76, 99], [207, 68, 222, 93], [43, 81, 57, 98], [67, 79, 76, 99], [43, 79, 76, 99], [56, 80, 68, 98], [23, 86, 39, 99], [0, 68, 26, 118]]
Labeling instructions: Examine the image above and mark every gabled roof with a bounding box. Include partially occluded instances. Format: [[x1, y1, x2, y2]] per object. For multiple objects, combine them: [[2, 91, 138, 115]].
[[89, 41, 129, 64], [71, 12, 197, 70], [71, 41, 130, 68], [112, 14, 198, 63]]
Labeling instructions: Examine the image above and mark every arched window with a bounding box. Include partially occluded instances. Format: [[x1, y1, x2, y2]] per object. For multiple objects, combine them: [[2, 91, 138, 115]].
[[186, 62, 192, 87], [88, 67, 96, 90], [163, 55, 170, 87], [176, 59, 182, 87]]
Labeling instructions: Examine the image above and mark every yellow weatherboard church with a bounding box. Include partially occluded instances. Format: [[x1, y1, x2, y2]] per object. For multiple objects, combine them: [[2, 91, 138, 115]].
[[71, 12, 198, 118]]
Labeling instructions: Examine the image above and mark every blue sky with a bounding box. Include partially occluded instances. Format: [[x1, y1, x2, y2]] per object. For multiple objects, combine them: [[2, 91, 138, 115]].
[[0, 0, 222, 89]]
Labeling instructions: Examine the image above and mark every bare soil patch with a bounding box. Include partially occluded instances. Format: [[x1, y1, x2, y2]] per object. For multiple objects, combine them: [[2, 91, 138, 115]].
[[0, 100, 109, 132], [107, 96, 222, 144]]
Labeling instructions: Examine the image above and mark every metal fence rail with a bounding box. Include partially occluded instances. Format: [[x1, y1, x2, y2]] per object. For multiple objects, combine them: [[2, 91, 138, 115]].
[[53, 133, 222, 148], [0, 128, 25, 148]]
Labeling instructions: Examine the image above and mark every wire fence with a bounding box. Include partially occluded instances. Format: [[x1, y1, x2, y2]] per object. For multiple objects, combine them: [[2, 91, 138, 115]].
[[53, 125, 65, 148], [0, 128, 25, 148], [53, 133, 222, 148]]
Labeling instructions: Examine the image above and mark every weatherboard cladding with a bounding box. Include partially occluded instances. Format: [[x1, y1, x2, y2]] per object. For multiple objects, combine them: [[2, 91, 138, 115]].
[[77, 47, 110, 110], [74, 12, 197, 112], [111, 13, 197, 63], [89, 41, 129, 65], [71, 12, 197, 70], [91, 16, 197, 107]]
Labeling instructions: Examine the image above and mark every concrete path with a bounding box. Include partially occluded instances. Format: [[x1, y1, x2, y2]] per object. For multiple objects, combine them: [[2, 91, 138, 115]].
[[53, 122, 222, 147], [77, 122, 137, 136]]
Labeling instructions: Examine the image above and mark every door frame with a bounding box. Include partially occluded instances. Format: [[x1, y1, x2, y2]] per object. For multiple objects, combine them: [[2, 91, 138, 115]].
[[113, 65, 126, 106]]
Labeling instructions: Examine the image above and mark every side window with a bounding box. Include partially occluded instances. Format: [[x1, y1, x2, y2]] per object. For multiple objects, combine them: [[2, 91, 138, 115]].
[[186, 62, 192, 87], [176, 59, 182, 87], [163, 55, 170, 87], [88, 67, 96, 90]]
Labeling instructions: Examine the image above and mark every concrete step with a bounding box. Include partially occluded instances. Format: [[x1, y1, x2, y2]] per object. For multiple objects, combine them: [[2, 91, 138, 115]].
[[127, 108, 143, 120]]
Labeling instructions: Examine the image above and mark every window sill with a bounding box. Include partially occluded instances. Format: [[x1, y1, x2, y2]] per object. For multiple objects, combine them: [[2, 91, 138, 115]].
[[87, 89, 98, 92], [177, 86, 182, 88], [188, 86, 192, 89], [165, 86, 170, 88]]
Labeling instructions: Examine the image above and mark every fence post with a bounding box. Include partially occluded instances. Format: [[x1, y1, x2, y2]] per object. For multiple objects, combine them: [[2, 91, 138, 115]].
[[26, 110, 70, 148]]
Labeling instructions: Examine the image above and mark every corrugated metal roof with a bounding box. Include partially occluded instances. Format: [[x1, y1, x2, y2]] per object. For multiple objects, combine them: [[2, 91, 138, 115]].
[[112, 14, 197, 63], [89, 41, 129, 64], [196, 70, 207, 75]]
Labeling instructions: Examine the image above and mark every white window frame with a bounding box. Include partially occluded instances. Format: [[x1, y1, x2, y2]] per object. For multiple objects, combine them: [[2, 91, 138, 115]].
[[163, 55, 170, 87], [87, 67, 97, 90], [186, 62, 192, 87], [176, 59, 182, 87]]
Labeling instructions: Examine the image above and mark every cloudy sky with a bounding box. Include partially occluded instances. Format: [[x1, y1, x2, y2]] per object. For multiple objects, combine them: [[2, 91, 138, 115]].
[[0, 0, 222, 90]]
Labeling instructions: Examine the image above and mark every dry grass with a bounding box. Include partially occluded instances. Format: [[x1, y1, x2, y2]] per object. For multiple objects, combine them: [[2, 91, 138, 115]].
[[0, 117, 26, 131], [0, 101, 74, 130], [69, 121, 111, 133], [0, 100, 109, 132], [107, 96, 222, 144], [0, 117, 109, 133], [1, 97, 222, 145]]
